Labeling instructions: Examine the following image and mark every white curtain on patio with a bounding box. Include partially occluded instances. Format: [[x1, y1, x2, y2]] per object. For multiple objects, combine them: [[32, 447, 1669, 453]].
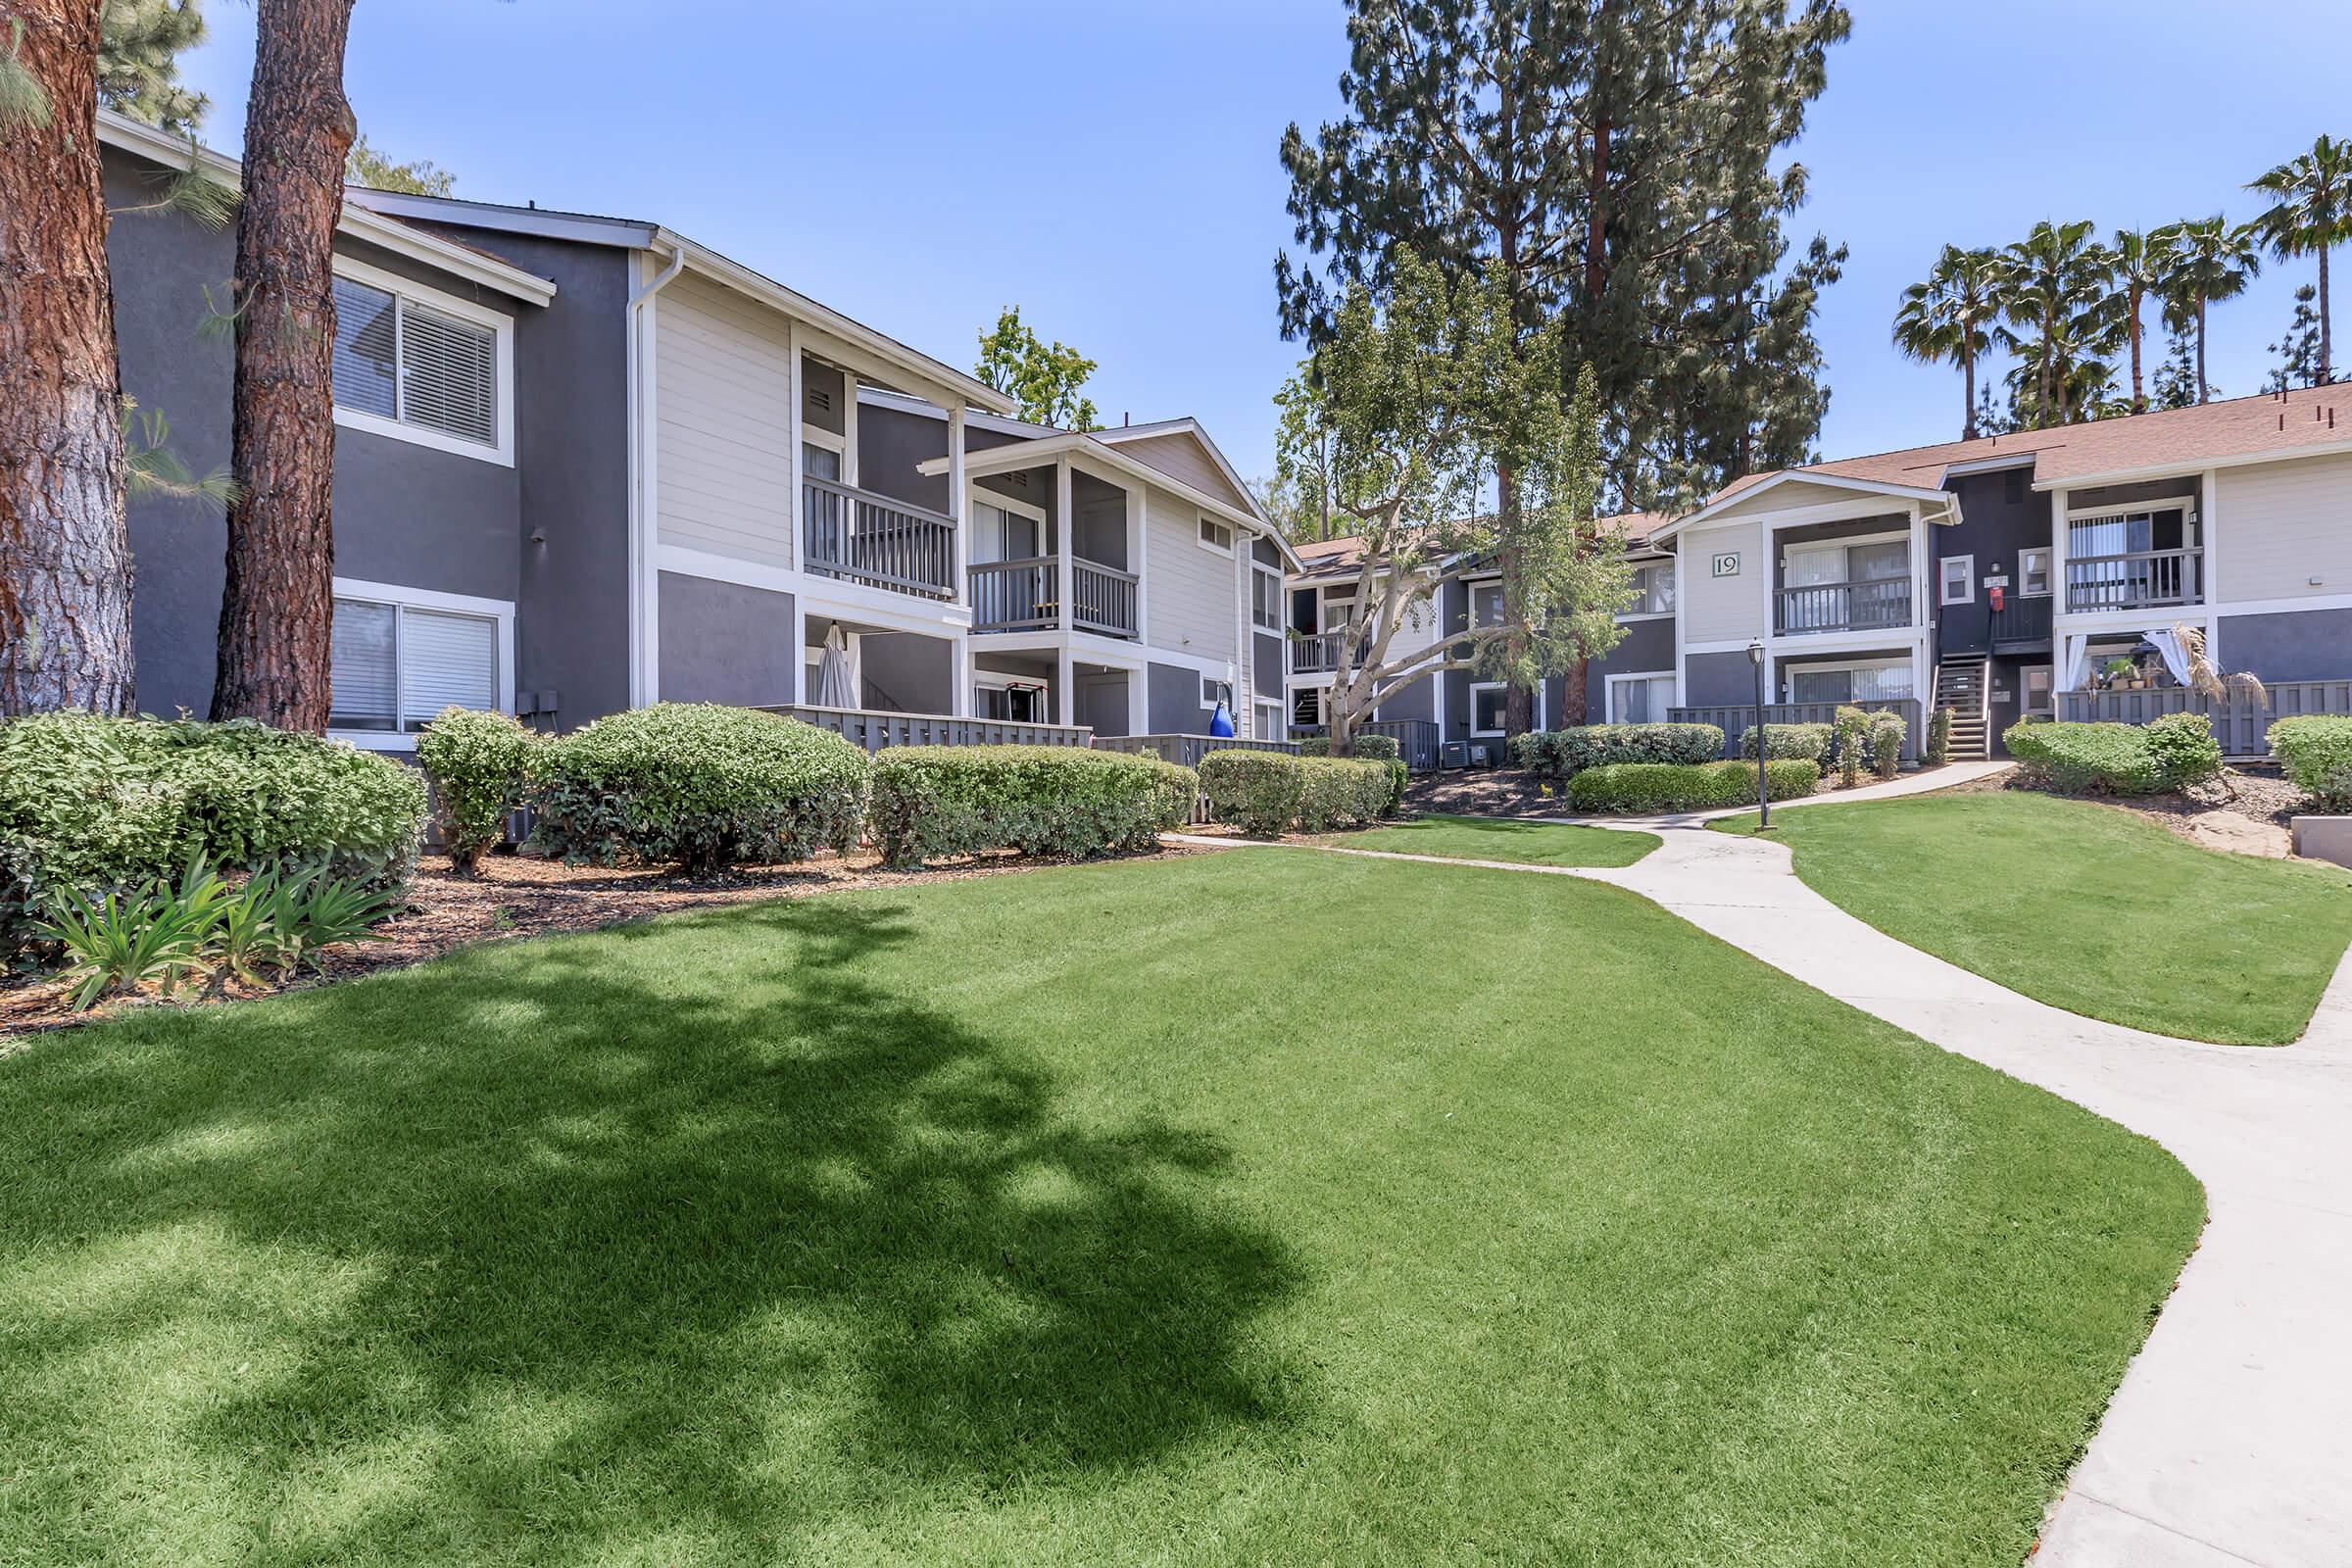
[[814, 625, 858, 709], [2145, 628, 2190, 686]]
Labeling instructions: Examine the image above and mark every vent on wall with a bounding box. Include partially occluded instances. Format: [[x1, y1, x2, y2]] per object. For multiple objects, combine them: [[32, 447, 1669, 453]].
[[808, 386, 834, 413], [1005, 470, 1030, 488]]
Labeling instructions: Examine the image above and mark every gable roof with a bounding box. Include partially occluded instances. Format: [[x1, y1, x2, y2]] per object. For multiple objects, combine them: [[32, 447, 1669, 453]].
[[1291, 511, 1670, 581], [1090, 420, 1262, 520]]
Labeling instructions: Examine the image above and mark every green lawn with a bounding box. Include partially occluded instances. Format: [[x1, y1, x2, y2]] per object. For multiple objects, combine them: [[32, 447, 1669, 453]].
[[1323, 811, 1657, 866], [1720, 789, 2352, 1044], [0, 852, 2199, 1566]]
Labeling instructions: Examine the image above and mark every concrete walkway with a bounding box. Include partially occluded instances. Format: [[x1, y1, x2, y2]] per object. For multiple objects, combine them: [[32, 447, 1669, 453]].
[[1177, 763, 2352, 1565]]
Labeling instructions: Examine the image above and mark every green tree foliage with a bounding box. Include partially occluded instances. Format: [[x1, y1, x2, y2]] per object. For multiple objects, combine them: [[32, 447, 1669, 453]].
[[345, 133, 454, 196], [2107, 227, 2171, 415], [98, 0, 208, 134], [1891, 245, 2002, 438], [2265, 283, 2325, 392], [974, 306, 1099, 431], [1273, 252, 1629, 754], [2248, 133, 2352, 384], [2153, 215, 2261, 407], [1995, 220, 2119, 428], [1254, 369, 1341, 543], [2150, 328, 2208, 411], [1274, 0, 1851, 514]]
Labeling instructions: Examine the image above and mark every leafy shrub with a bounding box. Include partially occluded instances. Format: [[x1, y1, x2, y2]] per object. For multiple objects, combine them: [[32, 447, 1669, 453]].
[[1869, 711, 1906, 781], [2144, 711, 2224, 790], [1348, 733, 1401, 762], [2270, 715, 2352, 809], [416, 708, 539, 872], [1511, 723, 1724, 779], [1833, 707, 1871, 788], [1739, 722, 1834, 766], [1926, 706, 1953, 765], [0, 711, 425, 959], [868, 746, 1193, 868], [2002, 721, 2162, 795], [1568, 760, 1819, 813], [1199, 751, 1393, 835], [1297, 736, 1330, 758], [527, 704, 870, 874]]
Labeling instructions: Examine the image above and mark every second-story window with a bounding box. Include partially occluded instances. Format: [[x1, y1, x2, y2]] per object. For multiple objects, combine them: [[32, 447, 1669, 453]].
[[1199, 516, 1235, 555], [1251, 564, 1282, 629], [1626, 561, 1676, 616], [1470, 579, 1504, 627], [330, 261, 509, 462]]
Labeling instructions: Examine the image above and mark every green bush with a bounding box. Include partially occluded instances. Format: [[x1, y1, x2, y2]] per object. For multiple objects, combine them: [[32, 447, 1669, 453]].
[[1869, 711, 1906, 781], [1569, 759, 1819, 813], [2270, 715, 2352, 809], [1739, 722, 1834, 766], [1926, 706, 1953, 765], [527, 704, 870, 874], [1510, 722, 1724, 779], [416, 708, 540, 873], [1348, 733, 1401, 762], [1297, 736, 1330, 758], [1199, 750, 1393, 835], [2002, 720, 2162, 795], [1833, 707, 1872, 788], [2144, 711, 2224, 790], [0, 712, 425, 959], [868, 746, 1193, 868]]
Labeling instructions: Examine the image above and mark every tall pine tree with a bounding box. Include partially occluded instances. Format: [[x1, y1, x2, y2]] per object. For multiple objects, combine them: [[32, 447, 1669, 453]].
[[97, 0, 208, 133]]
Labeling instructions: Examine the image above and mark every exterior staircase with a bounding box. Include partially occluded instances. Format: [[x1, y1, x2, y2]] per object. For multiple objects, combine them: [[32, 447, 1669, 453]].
[[1934, 656, 1992, 760]]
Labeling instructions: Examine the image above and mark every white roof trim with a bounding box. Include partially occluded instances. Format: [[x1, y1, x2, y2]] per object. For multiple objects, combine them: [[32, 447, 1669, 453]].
[[1654, 469, 1955, 539], [99, 110, 558, 306], [2032, 436, 2352, 491]]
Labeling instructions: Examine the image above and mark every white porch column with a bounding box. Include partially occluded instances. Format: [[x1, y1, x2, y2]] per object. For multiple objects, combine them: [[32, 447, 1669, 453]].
[[1055, 458, 1075, 632], [1055, 647, 1075, 727], [949, 635, 972, 718], [1126, 481, 1148, 642], [790, 601, 808, 707], [2199, 466, 2220, 610], [2048, 485, 2070, 671], [1126, 663, 1149, 736]]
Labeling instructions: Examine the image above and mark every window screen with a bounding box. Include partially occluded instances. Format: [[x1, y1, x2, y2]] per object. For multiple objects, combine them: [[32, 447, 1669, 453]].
[[330, 596, 500, 735], [331, 277, 399, 419], [399, 304, 497, 445]]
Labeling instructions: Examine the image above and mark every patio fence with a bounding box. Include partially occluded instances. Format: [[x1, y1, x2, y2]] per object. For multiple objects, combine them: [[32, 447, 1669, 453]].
[[1095, 733, 1300, 822], [2054, 680, 2352, 757], [756, 704, 1094, 752], [1287, 718, 1443, 772]]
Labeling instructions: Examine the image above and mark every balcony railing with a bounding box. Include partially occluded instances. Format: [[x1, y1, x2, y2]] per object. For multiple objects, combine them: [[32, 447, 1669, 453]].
[[1775, 577, 1913, 635], [802, 475, 956, 600], [1988, 592, 2054, 648], [1292, 628, 1368, 674], [969, 557, 1139, 637], [2065, 547, 2203, 613]]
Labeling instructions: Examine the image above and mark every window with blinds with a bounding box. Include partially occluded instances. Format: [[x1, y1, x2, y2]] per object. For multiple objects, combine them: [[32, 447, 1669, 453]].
[[331, 271, 502, 450], [329, 596, 501, 734]]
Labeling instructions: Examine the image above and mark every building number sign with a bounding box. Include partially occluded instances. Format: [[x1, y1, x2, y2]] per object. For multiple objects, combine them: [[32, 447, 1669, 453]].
[[1711, 551, 1740, 578]]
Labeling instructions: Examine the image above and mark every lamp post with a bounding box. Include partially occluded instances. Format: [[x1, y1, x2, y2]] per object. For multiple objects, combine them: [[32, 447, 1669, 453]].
[[1748, 640, 1771, 831]]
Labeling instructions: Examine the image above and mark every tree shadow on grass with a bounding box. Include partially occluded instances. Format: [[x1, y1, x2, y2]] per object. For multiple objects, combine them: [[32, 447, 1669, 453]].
[[1, 899, 1305, 1560]]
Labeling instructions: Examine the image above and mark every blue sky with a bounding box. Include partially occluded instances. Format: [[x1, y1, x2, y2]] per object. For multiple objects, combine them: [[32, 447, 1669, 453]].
[[172, 1, 2352, 483]]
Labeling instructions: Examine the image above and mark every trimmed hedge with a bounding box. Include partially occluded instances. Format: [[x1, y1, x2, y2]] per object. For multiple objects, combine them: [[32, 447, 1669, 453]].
[[1509, 722, 1725, 779], [1298, 732, 1399, 761], [869, 745, 1193, 867], [1569, 759, 1819, 814], [1926, 706, 1953, 765], [1200, 750, 1394, 836], [1739, 722, 1834, 767], [2004, 713, 2222, 797], [416, 708, 539, 872], [0, 711, 426, 957], [2143, 711, 2224, 790], [1869, 711, 1907, 781], [527, 703, 870, 874], [2271, 714, 2352, 809]]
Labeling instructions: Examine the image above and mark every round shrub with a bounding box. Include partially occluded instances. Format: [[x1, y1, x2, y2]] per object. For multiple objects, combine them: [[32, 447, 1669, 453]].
[[527, 704, 870, 874], [1295, 756, 1395, 831], [1568, 759, 1818, 813], [0, 711, 426, 957], [2272, 714, 2352, 809], [869, 745, 1193, 868], [1869, 711, 1906, 781], [1348, 733, 1401, 762], [416, 708, 541, 872], [2002, 720, 2162, 795], [1198, 751, 1304, 838], [1926, 706, 1954, 765], [1296, 736, 1331, 758], [2143, 710, 2223, 790], [1514, 723, 1724, 780], [1739, 722, 1834, 766]]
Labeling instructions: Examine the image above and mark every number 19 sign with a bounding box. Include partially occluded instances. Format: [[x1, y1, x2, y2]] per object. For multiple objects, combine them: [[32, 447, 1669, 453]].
[[1711, 551, 1740, 578]]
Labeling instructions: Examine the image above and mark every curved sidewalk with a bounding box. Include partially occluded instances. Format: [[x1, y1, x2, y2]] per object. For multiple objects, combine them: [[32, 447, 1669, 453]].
[[1187, 767, 2352, 1564]]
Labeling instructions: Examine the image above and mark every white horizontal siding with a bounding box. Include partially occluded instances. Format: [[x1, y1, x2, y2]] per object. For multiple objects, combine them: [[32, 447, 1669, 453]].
[[1143, 484, 1236, 662], [1681, 521, 1766, 642], [656, 271, 795, 569], [2216, 452, 2352, 602]]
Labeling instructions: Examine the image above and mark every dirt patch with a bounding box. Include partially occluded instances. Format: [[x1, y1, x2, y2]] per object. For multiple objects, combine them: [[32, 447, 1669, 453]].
[[2, 842, 1209, 1040], [1402, 767, 1568, 819], [1997, 763, 2311, 858]]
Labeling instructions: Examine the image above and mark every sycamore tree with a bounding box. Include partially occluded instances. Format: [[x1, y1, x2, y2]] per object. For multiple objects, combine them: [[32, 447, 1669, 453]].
[[975, 306, 1100, 430], [1278, 253, 1629, 757]]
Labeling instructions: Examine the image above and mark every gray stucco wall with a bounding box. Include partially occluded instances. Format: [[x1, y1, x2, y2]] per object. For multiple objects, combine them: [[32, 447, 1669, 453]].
[[858, 403, 950, 514], [1372, 674, 1435, 723], [1148, 661, 1215, 733], [1074, 671, 1130, 736], [2219, 608, 2352, 684], [1683, 649, 1760, 708], [1544, 613, 1675, 724], [107, 145, 534, 720], [657, 572, 797, 706], [859, 631, 952, 712]]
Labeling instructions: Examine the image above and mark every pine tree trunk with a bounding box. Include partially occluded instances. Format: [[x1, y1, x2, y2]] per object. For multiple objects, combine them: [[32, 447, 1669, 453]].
[[0, 0, 135, 716], [211, 0, 357, 729]]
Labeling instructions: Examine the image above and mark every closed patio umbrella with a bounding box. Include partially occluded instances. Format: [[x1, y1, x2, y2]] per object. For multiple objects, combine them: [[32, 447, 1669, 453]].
[[815, 624, 858, 709]]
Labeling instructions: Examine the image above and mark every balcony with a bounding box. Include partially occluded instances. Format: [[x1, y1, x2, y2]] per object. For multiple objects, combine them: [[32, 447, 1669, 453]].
[[969, 557, 1138, 638], [803, 475, 956, 600], [1775, 577, 1913, 636], [1291, 628, 1352, 674], [2065, 547, 2203, 614]]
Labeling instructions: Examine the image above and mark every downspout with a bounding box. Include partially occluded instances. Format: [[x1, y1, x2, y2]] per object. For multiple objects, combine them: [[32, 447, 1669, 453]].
[[625, 240, 688, 708]]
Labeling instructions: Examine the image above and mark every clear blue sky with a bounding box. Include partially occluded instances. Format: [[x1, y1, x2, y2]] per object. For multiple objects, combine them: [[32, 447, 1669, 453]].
[[173, 0, 2352, 484]]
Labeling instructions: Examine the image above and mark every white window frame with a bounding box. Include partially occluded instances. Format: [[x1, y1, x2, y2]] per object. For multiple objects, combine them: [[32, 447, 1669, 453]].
[[1604, 670, 1678, 724], [329, 256, 514, 466], [969, 487, 1049, 564], [1780, 657, 1914, 706], [1468, 576, 1505, 628], [1254, 697, 1284, 738], [2021, 663, 2054, 718], [1197, 514, 1236, 557], [326, 576, 515, 750], [1250, 560, 1284, 630], [1468, 680, 1507, 737], [1620, 560, 1675, 620], [2019, 547, 2053, 598], [1938, 554, 1975, 606], [1292, 686, 1325, 727], [1200, 672, 1235, 710]]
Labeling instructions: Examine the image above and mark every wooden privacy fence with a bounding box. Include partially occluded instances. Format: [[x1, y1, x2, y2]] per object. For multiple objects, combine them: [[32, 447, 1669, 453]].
[[1668, 698, 1925, 761], [1095, 734, 1300, 823], [2054, 680, 2352, 757], [1287, 719, 1442, 772], [758, 705, 1094, 752]]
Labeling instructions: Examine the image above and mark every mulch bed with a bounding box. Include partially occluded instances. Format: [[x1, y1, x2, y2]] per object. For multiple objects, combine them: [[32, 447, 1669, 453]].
[[2, 842, 1211, 1041], [1402, 767, 1569, 819]]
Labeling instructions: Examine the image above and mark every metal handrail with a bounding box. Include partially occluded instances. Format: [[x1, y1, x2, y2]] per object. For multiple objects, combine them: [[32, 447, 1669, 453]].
[[2065, 546, 2202, 612], [1774, 576, 1913, 635], [802, 475, 956, 599]]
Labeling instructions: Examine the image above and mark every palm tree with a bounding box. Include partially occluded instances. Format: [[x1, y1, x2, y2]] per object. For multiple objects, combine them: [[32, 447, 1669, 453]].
[[1996, 220, 2118, 429], [1892, 245, 2004, 438], [2109, 228, 2170, 415], [2248, 134, 2352, 384], [2153, 216, 2262, 404]]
